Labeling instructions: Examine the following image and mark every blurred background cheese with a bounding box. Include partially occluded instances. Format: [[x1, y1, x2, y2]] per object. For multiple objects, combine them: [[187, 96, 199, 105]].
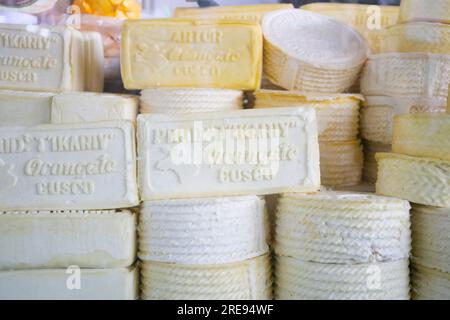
[[399, 0, 450, 24]]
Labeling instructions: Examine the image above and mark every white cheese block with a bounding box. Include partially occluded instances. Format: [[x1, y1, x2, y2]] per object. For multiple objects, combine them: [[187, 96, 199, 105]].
[[275, 192, 411, 264], [82, 31, 104, 93], [412, 205, 450, 274], [0, 121, 139, 210], [141, 255, 272, 300], [0, 210, 136, 270], [262, 9, 368, 93], [0, 267, 138, 300], [399, 0, 450, 24], [362, 140, 391, 183], [139, 196, 268, 265], [140, 88, 243, 114], [0, 24, 85, 92], [275, 256, 410, 300], [376, 153, 450, 208], [361, 96, 446, 145], [411, 263, 450, 300], [361, 53, 450, 100], [51, 92, 139, 124], [137, 108, 321, 200]]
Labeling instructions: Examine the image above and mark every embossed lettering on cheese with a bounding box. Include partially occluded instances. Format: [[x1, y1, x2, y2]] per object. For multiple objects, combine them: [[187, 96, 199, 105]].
[[121, 19, 263, 90], [0, 122, 138, 210], [138, 108, 320, 200]]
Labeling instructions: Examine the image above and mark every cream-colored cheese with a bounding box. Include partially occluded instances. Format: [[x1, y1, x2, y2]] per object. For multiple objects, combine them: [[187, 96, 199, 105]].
[[82, 31, 104, 93], [362, 140, 391, 183], [335, 182, 375, 193], [399, 0, 450, 24], [411, 263, 450, 300]]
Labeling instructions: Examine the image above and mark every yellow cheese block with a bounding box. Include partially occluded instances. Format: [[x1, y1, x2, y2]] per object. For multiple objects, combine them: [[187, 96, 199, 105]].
[[174, 4, 293, 22], [121, 19, 262, 90], [399, 0, 450, 24], [376, 153, 450, 208]]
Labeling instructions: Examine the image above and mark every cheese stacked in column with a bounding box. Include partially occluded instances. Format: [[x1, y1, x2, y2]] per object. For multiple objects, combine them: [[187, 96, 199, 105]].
[[274, 192, 411, 300]]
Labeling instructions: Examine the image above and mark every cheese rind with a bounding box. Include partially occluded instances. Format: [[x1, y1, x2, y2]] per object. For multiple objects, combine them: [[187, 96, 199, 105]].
[[137, 108, 321, 200], [0, 121, 139, 210], [0, 267, 138, 300], [399, 0, 450, 24], [411, 263, 450, 300], [376, 153, 450, 208], [0, 210, 136, 270], [121, 19, 263, 90]]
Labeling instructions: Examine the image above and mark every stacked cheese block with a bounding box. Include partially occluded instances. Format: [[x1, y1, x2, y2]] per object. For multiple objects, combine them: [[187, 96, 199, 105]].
[[376, 113, 450, 299], [360, 0, 449, 183], [274, 192, 411, 300]]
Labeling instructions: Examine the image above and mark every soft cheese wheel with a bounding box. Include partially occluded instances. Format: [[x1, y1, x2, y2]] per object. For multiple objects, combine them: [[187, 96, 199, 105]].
[[361, 53, 450, 100], [0, 210, 136, 270], [140, 88, 243, 114], [0, 267, 138, 300], [262, 9, 368, 93], [275, 256, 410, 300], [361, 96, 446, 145], [399, 0, 450, 24], [392, 114, 450, 161], [362, 140, 391, 183], [376, 153, 450, 208], [82, 31, 104, 93], [275, 192, 411, 264], [411, 263, 450, 300], [254, 90, 362, 142], [320, 140, 363, 187], [141, 254, 272, 300], [139, 196, 269, 264], [412, 205, 450, 274]]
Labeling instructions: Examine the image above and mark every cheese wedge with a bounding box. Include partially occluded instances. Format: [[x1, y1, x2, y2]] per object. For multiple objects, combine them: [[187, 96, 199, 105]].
[[141, 255, 271, 300], [392, 114, 450, 161], [174, 4, 293, 22], [275, 192, 411, 264], [137, 108, 321, 200], [376, 153, 450, 208], [121, 19, 262, 90], [275, 256, 410, 300], [0, 267, 138, 300], [262, 9, 368, 93], [412, 205, 450, 274], [0, 210, 136, 270], [411, 263, 450, 300], [51, 92, 139, 124], [0, 24, 85, 92], [361, 53, 450, 99], [140, 88, 243, 114], [0, 121, 139, 210], [254, 90, 363, 142], [362, 140, 391, 183], [399, 0, 450, 24], [82, 31, 104, 93]]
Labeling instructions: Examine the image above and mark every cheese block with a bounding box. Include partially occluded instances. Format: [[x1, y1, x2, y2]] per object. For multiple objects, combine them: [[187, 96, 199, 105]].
[[362, 140, 391, 183], [301, 3, 399, 52], [376, 23, 450, 54], [139, 196, 268, 264], [140, 88, 243, 114], [0, 121, 139, 210], [51, 92, 139, 124], [275, 256, 410, 300], [411, 263, 450, 300], [0, 210, 136, 270], [412, 205, 450, 274], [399, 0, 450, 24], [320, 140, 363, 187], [174, 4, 293, 22], [0, 90, 54, 126], [254, 90, 363, 142], [0, 0, 58, 14], [361, 53, 450, 100], [137, 108, 320, 200], [121, 19, 262, 90], [0, 24, 85, 92], [82, 31, 104, 93], [275, 192, 411, 264], [0, 267, 138, 300], [361, 96, 446, 145], [392, 114, 450, 161], [262, 9, 368, 93], [376, 153, 450, 208], [141, 255, 272, 300]]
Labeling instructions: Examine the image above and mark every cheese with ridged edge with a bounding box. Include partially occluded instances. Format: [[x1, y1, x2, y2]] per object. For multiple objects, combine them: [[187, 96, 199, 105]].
[[411, 263, 450, 300], [399, 0, 450, 24], [82, 31, 104, 93]]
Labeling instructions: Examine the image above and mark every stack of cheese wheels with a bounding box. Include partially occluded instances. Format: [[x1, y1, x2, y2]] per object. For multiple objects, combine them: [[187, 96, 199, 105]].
[[254, 90, 364, 187], [274, 192, 411, 300], [376, 114, 450, 299], [139, 196, 272, 300]]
